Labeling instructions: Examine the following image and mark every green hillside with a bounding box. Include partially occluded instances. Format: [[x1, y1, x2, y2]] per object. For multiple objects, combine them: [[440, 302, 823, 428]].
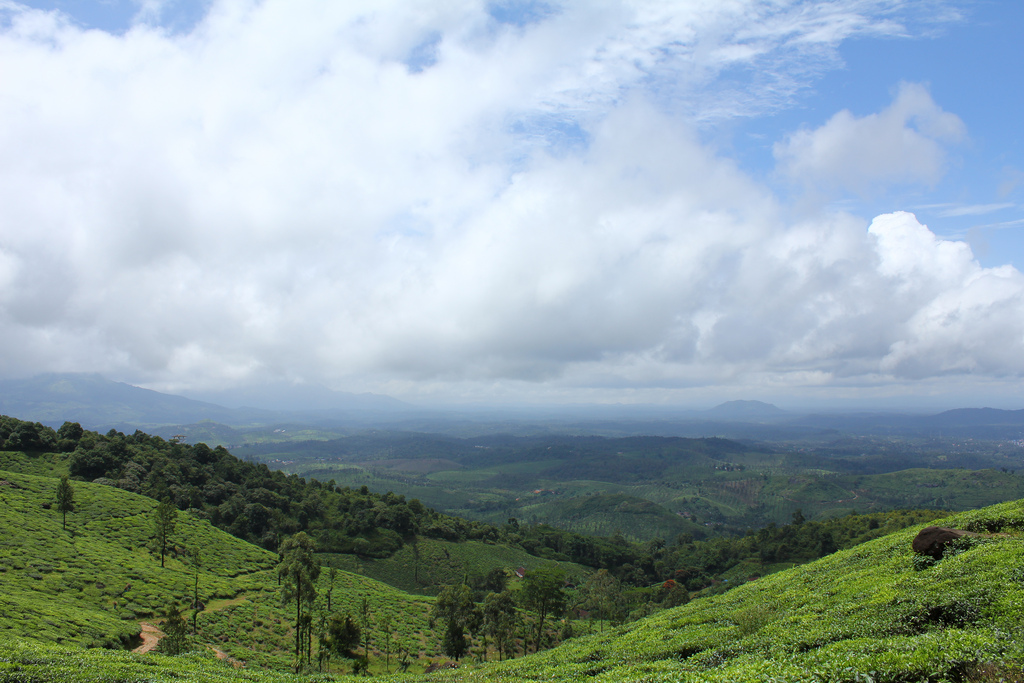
[[417, 500, 1024, 682], [0, 469, 442, 672], [4, 493, 1023, 681], [323, 536, 590, 596], [261, 431, 1024, 538]]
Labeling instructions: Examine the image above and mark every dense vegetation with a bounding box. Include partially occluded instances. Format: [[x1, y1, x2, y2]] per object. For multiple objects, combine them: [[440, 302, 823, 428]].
[[3, 485, 1023, 681], [0, 415, 516, 558], [236, 429, 1024, 539], [420, 499, 1024, 682], [0, 415, 970, 597], [0, 468, 443, 672], [5, 411, 1024, 681]]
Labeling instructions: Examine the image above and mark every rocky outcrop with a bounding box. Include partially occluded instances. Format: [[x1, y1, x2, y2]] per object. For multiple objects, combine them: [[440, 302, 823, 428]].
[[912, 526, 982, 559]]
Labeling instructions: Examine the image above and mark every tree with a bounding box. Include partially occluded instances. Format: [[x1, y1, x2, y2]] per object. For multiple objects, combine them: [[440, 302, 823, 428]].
[[278, 532, 321, 669], [359, 596, 372, 671], [660, 579, 689, 608], [161, 603, 190, 655], [578, 569, 626, 630], [432, 584, 479, 660], [324, 613, 361, 673], [483, 589, 520, 661], [379, 613, 393, 673], [55, 475, 75, 530], [188, 547, 202, 634], [56, 421, 83, 452], [519, 565, 567, 653], [57, 421, 84, 442], [326, 566, 337, 612], [152, 498, 178, 568]]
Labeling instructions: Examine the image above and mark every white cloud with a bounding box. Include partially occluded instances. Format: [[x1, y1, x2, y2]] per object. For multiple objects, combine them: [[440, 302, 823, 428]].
[[773, 82, 966, 195], [932, 203, 1014, 218], [3, 0, 1018, 403]]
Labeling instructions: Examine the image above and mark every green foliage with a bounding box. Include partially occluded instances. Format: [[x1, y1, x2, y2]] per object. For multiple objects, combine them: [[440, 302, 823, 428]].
[[278, 532, 320, 667], [0, 417, 57, 452], [152, 497, 178, 568], [0, 415, 964, 599], [407, 499, 1024, 683], [575, 569, 626, 626], [0, 469, 275, 650], [55, 474, 75, 529], [0, 639, 315, 683], [482, 590, 520, 662], [519, 565, 567, 654], [321, 536, 588, 596], [0, 467, 444, 673], [324, 612, 360, 660], [250, 429, 1024, 542], [432, 584, 478, 660], [4, 410, 1024, 681], [159, 603, 190, 655]]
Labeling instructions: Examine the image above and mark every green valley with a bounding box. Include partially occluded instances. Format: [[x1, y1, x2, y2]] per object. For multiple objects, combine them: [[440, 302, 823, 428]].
[[2, 412, 1023, 681], [237, 431, 1024, 539]]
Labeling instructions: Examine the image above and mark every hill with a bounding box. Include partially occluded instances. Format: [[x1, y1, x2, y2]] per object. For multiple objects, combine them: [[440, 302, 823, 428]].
[[704, 400, 788, 421], [250, 430, 1024, 537], [2, 414, 1007, 600], [0, 374, 251, 428], [417, 500, 1024, 682], [0, 469, 441, 671], [0, 374, 410, 432], [3, 494, 1023, 681], [0, 416, 695, 591]]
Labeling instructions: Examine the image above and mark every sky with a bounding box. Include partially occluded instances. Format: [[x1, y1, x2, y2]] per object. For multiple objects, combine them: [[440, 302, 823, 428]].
[[1, 0, 1023, 410]]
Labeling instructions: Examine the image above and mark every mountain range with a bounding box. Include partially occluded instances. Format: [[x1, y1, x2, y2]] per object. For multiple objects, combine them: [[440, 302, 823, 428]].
[[3, 373, 1024, 441]]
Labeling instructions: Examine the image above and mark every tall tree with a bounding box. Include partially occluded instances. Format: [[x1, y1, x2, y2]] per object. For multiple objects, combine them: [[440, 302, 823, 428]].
[[432, 584, 479, 660], [55, 475, 75, 530], [378, 613, 393, 673], [152, 498, 178, 568], [278, 532, 321, 669], [161, 603, 190, 655], [578, 569, 626, 630], [519, 565, 567, 653], [483, 589, 520, 661], [326, 566, 337, 612], [188, 546, 202, 634], [359, 596, 372, 669]]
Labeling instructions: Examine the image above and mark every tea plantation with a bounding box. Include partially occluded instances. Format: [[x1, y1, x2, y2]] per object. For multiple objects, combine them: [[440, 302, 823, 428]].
[[0, 469, 441, 673], [418, 499, 1024, 682], [3, 458, 1024, 681]]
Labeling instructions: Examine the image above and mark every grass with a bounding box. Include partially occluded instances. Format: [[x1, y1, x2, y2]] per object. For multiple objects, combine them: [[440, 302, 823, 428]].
[[0, 469, 275, 648], [0, 469, 446, 672], [0, 638, 312, 683]]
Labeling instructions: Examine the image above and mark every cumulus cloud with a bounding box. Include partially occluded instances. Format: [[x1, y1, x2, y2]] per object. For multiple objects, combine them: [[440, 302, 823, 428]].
[[774, 82, 966, 195], [1, 0, 1018, 402]]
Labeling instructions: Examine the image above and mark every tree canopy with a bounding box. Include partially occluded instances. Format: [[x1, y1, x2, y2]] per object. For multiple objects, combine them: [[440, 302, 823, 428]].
[[55, 475, 75, 530]]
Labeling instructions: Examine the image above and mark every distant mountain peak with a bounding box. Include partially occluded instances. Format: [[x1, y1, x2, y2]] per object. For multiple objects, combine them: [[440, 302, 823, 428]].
[[704, 400, 787, 420]]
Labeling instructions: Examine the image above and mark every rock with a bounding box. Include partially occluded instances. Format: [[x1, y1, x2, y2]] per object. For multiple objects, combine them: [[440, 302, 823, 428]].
[[912, 526, 981, 559]]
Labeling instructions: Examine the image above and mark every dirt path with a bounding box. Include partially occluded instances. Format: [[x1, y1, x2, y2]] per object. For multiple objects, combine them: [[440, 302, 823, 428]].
[[133, 622, 164, 654]]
